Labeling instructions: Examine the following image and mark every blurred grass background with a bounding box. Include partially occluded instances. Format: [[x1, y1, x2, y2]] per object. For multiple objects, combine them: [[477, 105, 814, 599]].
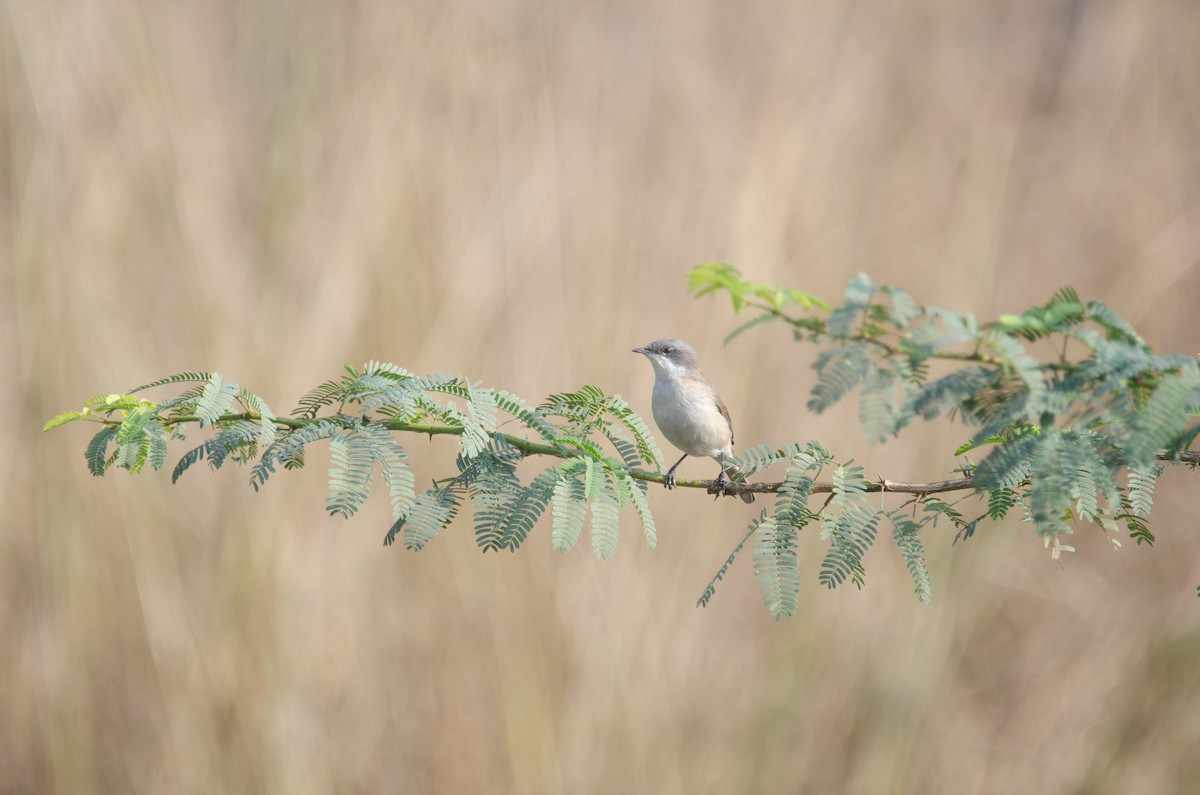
[[4, 1, 1200, 792]]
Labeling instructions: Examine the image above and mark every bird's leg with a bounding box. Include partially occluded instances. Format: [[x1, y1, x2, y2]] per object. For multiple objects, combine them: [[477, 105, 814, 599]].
[[664, 453, 688, 490]]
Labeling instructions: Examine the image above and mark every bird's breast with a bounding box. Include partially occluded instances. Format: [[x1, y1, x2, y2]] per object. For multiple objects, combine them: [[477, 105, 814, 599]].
[[650, 377, 731, 458]]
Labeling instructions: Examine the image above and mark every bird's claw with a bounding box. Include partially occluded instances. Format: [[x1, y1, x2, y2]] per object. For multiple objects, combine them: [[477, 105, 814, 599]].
[[663, 472, 677, 490], [707, 473, 731, 499]]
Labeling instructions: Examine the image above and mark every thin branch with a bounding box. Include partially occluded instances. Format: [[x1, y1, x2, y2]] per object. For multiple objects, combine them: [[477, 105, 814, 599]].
[[123, 410, 1199, 498], [747, 301, 1075, 371]]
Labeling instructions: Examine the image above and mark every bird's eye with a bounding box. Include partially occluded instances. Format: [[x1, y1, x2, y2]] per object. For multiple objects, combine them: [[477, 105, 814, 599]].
[[663, 346, 674, 355]]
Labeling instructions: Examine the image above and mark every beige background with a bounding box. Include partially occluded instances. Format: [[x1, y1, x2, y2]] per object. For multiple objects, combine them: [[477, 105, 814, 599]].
[[5, 2, 1200, 793]]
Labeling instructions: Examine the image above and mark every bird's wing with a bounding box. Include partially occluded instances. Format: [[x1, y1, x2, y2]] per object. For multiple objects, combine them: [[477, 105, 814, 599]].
[[714, 395, 735, 447]]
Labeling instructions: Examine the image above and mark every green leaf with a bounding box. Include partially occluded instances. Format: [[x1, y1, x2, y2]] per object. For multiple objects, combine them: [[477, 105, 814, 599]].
[[987, 487, 1016, 520], [387, 485, 461, 550], [1028, 432, 1073, 537], [973, 433, 1037, 491], [238, 389, 277, 447], [889, 512, 932, 604], [293, 378, 349, 419], [808, 342, 869, 412], [250, 419, 343, 492], [85, 426, 119, 476], [326, 429, 375, 519], [551, 467, 588, 553], [361, 422, 415, 522], [773, 465, 817, 527], [625, 476, 657, 549], [859, 365, 900, 444], [882, 285, 919, 328], [1125, 364, 1200, 468], [907, 307, 979, 355], [913, 366, 995, 421], [129, 371, 214, 393], [986, 332, 1046, 412], [1085, 300, 1145, 346], [753, 515, 801, 619], [589, 484, 620, 560], [476, 469, 557, 553], [818, 465, 880, 590], [196, 373, 239, 427], [43, 410, 87, 432], [1126, 464, 1163, 516]]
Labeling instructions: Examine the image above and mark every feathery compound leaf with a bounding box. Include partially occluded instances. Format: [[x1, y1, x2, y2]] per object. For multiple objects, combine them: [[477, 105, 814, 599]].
[[147, 422, 169, 471], [913, 366, 995, 420], [387, 485, 461, 550], [1028, 432, 1072, 537], [819, 466, 879, 590], [723, 312, 778, 345], [1125, 364, 1200, 468], [808, 342, 869, 412], [601, 429, 642, 469], [604, 394, 664, 470], [987, 487, 1016, 520], [468, 448, 524, 551], [907, 306, 979, 354], [753, 515, 801, 619], [85, 425, 119, 476], [476, 469, 557, 553], [773, 462, 819, 526], [196, 374, 239, 427], [129, 371, 214, 393], [43, 410, 87, 431], [860, 365, 902, 444], [589, 482, 621, 560], [582, 456, 606, 502], [818, 503, 880, 590], [697, 519, 759, 608], [361, 422, 415, 522], [1085, 300, 1145, 346], [293, 378, 348, 419], [882, 285, 919, 328], [171, 420, 260, 483], [551, 468, 588, 553], [157, 384, 207, 419], [466, 383, 498, 435], [889, 512, 932, 604], [493, 390, 562, 446], [973, 433, 1037, 491], [830, 273, 878, 338], [238, 389, 277, 447], [728, 443, 814, 479], [993, 288, 1085, 341], [1126, 464, 1163, 516], [986, 332, 1046, 412], [1060, 432, 1119, 524], [326, 429, 375, 519], [115, 407, 155, 471], [625, 476, 657, 549], [250, 419, 343, 491]]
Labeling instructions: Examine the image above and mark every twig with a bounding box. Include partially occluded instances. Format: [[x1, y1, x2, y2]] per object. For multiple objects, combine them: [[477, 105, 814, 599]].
[[115, 410, 1199, 497]]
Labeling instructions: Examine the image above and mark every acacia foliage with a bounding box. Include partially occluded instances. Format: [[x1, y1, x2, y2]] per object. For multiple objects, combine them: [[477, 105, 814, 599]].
[[46, 270, 1199, 618], [692, 264, 1199, 612]]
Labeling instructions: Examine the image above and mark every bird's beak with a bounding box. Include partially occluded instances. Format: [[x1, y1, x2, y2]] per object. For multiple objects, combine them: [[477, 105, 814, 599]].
[[631, 347, 649, 355]]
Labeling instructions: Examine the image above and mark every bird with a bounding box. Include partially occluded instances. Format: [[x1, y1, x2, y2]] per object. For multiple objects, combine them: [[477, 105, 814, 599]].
[[632, 337, 755, 503]]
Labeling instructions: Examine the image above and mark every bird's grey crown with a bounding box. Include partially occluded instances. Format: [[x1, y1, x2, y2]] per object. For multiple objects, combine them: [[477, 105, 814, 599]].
[[636, 337, 700, 368]]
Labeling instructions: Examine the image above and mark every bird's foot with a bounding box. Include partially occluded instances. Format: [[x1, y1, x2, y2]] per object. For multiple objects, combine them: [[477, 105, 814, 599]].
[[707, 473, 729, 499], [663, 471, 677, 490]]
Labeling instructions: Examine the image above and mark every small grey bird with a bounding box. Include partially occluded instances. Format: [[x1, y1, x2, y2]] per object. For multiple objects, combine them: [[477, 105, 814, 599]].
[[632, 338, 755, 503]]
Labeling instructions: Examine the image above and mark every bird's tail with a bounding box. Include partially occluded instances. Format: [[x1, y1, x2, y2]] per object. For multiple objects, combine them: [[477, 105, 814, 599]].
[[721, 462, 756, 503]]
